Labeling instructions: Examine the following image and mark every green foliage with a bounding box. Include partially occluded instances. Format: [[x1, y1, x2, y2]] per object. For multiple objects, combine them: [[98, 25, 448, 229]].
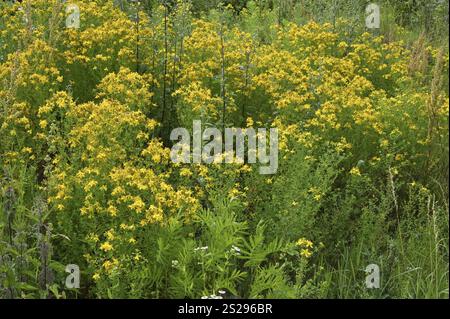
[[90, 198, 322, 298], [0, 0, 448, 300]]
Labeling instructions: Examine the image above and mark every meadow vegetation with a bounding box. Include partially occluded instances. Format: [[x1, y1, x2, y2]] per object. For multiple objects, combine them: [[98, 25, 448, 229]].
[[0, 0, 448, 299]]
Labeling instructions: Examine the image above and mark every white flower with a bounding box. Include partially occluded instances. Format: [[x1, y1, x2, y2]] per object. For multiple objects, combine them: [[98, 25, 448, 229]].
[[231, 245, 241, 254], [194, 246, 209, 252]]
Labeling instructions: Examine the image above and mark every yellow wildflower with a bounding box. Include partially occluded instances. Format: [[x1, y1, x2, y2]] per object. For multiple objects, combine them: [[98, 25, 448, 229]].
[[300, 249, 313, 258], [350, 167, 362, 176], [100, 242, 113, 252]]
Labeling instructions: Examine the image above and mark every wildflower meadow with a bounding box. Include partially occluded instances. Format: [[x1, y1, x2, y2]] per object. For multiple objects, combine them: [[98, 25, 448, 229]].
[[0, 0, 449, 300]]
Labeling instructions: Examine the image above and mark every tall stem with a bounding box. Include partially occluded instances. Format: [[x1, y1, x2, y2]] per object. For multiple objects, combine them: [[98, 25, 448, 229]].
[[242, 49, 251, 126], [220, 18, 226, 134], [135, 5, 140, 73], [161, 3, 168, 129]]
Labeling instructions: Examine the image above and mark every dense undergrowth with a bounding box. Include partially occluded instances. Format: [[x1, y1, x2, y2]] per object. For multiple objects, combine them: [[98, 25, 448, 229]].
[[0, 0, 448, 299]]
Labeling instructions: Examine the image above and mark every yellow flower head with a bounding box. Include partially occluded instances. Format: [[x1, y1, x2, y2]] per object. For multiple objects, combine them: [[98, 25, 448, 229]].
[[100, 241, 113, 252], [300, 249, 313, 258], [296, 238, 314, 248], [350, 167, 362, 176]]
